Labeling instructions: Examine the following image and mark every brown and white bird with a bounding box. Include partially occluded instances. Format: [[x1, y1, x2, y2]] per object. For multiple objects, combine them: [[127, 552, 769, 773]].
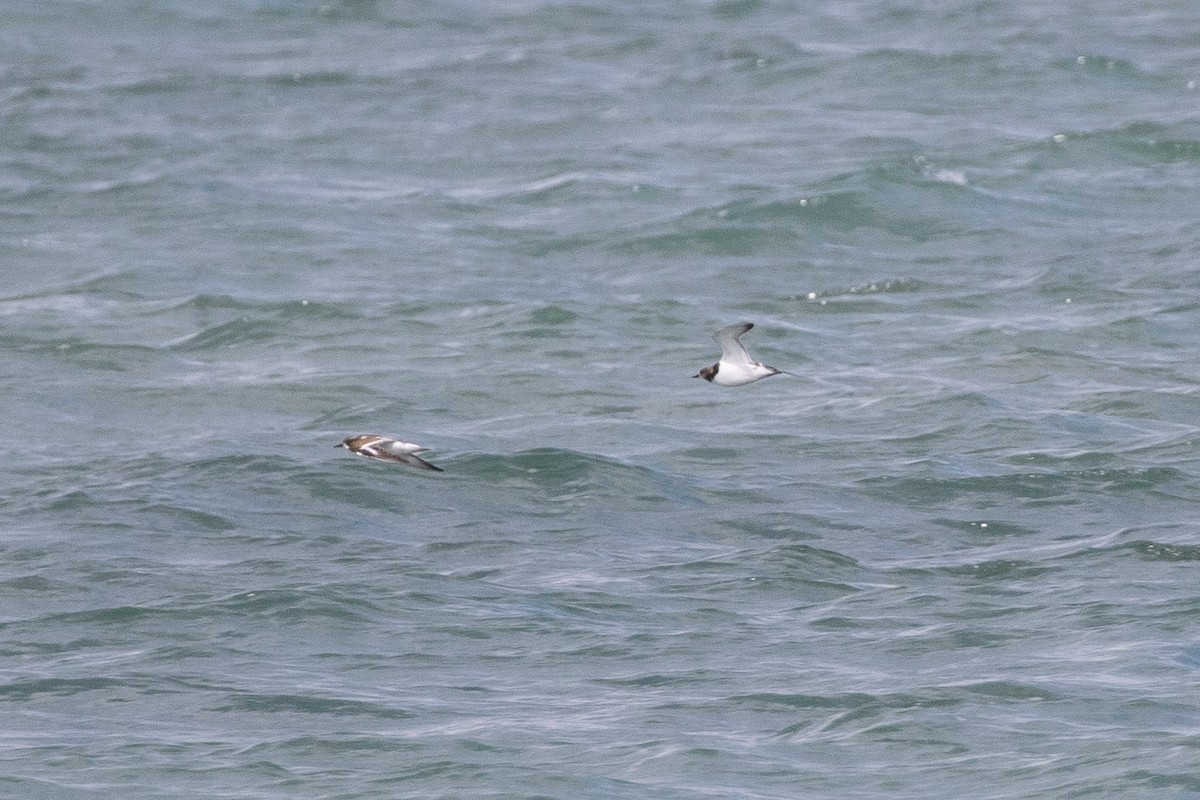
[[336, 435, 444, 471]]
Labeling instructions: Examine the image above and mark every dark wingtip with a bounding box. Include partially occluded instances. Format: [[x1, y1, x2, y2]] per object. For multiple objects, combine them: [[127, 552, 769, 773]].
[[408, 455, 444, 472]]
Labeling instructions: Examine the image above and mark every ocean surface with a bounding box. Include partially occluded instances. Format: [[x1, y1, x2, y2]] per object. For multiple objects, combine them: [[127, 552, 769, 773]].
[[4, 1, 1200, 797]]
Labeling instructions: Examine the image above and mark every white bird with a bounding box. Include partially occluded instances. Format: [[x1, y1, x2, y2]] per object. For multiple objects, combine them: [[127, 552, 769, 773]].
[[336, 435, 443, 471], [693, 322, 788, 387]]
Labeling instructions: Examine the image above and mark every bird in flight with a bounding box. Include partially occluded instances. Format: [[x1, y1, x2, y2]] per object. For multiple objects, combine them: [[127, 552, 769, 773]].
[[693, 322, 790, 387], [336, 434, 444, 471]]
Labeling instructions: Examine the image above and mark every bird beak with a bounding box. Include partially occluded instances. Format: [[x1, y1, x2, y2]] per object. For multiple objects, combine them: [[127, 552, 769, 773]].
[[334, 443, 346, 448], [691, 373, 701, 378]]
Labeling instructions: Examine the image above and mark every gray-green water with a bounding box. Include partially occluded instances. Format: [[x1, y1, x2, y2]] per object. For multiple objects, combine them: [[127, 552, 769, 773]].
[[5, 1, 1200, 797]]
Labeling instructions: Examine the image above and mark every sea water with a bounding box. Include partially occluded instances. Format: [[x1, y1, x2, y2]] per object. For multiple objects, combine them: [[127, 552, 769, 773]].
[[4, 1, 1200, 797]]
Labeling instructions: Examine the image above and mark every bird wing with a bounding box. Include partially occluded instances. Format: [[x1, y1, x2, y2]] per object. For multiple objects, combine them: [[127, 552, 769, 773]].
[[355, 443, 407, 462], [713, 322, 755, 366], [397, 453, 444, 472], [357, 445, 443, 471]]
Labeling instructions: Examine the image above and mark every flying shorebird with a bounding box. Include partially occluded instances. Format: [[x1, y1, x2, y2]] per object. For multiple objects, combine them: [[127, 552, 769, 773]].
[[336, 435, 444, 471]]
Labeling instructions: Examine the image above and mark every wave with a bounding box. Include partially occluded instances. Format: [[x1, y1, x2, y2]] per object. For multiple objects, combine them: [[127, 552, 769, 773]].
[[450, 447, 689, 508], [861, 466, 1184, 507]]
